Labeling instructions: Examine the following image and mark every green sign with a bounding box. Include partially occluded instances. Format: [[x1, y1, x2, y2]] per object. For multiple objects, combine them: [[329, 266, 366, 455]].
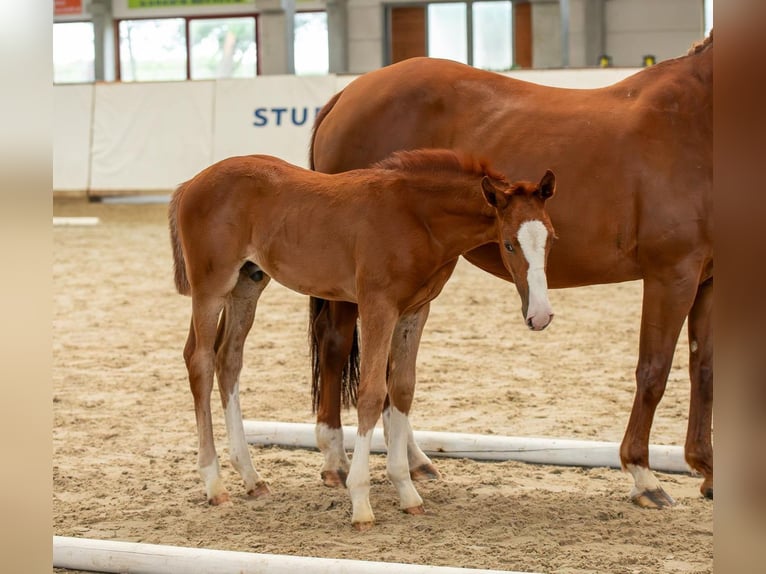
[[128, 0, 250, 8]]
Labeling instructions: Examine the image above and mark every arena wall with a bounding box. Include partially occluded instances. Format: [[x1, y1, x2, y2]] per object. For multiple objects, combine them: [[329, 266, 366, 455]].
[[53, 67, 639, 194]]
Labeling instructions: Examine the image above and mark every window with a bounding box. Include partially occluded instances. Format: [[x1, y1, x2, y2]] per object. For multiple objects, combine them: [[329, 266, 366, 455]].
[[704, 0, 713, 35], [119, 19, 187, 82], [427, 3, 468, 64], [190, 17, 257, 79], [388, 1, 514, 70], [472, 1, 512, 71], [294, 12, 329, 75], [53, 22, 95, 83]]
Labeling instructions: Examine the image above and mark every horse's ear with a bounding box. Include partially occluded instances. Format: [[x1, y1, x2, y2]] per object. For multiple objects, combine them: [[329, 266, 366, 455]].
[[482, 176, 509, 209], [538, 169, 556, 200]]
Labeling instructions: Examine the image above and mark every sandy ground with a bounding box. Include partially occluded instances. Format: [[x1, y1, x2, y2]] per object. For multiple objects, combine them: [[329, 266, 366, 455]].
[[53, 197, 712, 574]]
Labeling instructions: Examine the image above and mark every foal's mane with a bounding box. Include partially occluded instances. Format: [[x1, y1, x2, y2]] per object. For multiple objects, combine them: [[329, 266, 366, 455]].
[[373, 149, 507, 183]]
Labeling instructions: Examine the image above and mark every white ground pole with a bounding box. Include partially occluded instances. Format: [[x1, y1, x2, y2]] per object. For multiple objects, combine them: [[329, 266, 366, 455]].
[[53, 217, 100, 226], [53, 536, 537, 574], [244, 420, 689, 473]]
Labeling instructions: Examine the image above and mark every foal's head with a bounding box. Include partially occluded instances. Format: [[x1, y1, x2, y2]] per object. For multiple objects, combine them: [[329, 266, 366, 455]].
[[482, 170, 556, 330]]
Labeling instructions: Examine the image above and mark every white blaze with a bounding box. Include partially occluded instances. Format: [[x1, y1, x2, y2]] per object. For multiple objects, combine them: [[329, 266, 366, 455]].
[[517, 220, 552, 329]]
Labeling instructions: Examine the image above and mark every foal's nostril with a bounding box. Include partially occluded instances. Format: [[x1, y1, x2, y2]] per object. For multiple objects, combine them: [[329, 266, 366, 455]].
[[526, 317, 534, 329]]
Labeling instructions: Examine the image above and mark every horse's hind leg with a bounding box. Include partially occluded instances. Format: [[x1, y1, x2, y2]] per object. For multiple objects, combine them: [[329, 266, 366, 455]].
[[185, 294, 229, 505], [685, 277, 713, 499], [216, 269, 272, 498], [313, 300, 358, 487], [620, 269, 699, 509]]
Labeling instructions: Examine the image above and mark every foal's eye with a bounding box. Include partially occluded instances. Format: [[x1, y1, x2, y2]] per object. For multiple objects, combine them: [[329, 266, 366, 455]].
[[503, 240, 515, 253]]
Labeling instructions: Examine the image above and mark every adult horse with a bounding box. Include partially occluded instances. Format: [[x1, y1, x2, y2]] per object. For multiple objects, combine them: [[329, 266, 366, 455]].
[[309, 32, 713, 508], [169, 149, 556, 529]]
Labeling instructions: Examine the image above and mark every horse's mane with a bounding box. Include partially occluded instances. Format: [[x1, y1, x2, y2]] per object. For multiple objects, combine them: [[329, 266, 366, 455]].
[[373, 149, 508, 183], [688, 29, 713, 56]]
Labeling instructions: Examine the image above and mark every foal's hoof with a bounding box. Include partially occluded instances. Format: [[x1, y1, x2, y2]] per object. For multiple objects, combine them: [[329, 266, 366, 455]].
[[410, 463, 441, 482], [321, 469, 348, 488], [353, 521, 375, 532], [208, 491, 231, 506], [700, 478, 713, 500], [631, 487, 676, 509], [403, 504, 426, 516], [247, 481, 271, 498]]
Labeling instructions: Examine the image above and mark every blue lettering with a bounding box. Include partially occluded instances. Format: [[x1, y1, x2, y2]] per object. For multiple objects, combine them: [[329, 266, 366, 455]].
[[291, 107, 309, 126], [253, 108, 269, 127], [272, 107, 288, 126], [253, 106, 325, 127]]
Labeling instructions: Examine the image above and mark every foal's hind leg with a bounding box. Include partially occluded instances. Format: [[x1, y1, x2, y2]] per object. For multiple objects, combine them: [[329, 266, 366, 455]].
[[215, 270, 272, 498], [185, 294, 229, 505], [684, 277, 713, 499], [313, 300, 358, 487]]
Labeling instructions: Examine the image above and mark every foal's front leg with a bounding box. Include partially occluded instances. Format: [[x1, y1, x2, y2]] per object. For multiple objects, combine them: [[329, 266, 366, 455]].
[[215, 272, 271, 498], [385, 305, 433, 514], [346, 302, 399, 530]]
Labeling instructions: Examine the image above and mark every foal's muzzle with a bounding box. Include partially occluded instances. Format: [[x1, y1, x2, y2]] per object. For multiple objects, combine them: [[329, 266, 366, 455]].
[[526, 313, 553, 331]]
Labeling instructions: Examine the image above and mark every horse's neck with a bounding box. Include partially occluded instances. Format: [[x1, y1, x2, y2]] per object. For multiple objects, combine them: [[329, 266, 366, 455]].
[[631, 45, 713, 97], [614, 46, 712, 124], [686, 44, 713, 90]]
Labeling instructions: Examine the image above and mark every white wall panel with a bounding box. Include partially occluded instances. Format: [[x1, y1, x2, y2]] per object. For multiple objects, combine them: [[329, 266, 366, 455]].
[[89, 81, 215, 191], [54, 69, 646, 194], [506, 67, 639, 89], [213, 75, 338, 168], [53, 84, 94, 191]]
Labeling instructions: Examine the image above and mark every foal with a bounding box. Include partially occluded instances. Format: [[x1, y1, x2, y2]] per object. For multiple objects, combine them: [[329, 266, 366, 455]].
[[169, 149, 556, 530]]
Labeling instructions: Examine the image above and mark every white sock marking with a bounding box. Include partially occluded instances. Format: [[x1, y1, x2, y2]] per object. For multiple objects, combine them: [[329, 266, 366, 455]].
[[388, 407, 424, 510], [315, 422, 350, 472], [347, 429, 375, 524]]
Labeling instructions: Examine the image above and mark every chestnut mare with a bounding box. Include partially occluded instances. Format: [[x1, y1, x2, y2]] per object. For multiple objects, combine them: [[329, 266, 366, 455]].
[[169, 149, 556, 529], [308, 32, 713, 508]]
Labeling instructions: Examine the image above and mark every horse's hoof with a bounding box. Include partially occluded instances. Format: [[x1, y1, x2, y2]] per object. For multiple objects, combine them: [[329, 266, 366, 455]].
[[353, 521, 375, 532], [321, 469, 348, 488], [208, 491, 231, 506], [631, 487, 676, 509], [700, 478, 713, 500], [410, 463, 441, 482], [247, 481, 271, 498], [403, 504, 426, 515]]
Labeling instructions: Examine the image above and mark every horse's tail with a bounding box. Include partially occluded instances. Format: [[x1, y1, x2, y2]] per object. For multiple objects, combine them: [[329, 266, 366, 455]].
[[308, 89, 360, 412], [309, 89, 344, 170], [308, 298, 360, 412], [168, 181, 191, 296]]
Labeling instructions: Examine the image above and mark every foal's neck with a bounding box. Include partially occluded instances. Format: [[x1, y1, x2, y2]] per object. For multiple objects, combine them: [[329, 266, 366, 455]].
[[409, 175, 497, 256]]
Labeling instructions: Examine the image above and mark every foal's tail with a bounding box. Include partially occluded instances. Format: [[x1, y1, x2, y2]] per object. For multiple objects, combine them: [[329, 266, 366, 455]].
[[307, 88, 361, 412], [168, 181, 191, 296]]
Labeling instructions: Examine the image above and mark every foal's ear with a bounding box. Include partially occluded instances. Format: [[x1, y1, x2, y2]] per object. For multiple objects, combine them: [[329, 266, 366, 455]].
[[482, 176, 509, 209], [538, 169, 556, 200]]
